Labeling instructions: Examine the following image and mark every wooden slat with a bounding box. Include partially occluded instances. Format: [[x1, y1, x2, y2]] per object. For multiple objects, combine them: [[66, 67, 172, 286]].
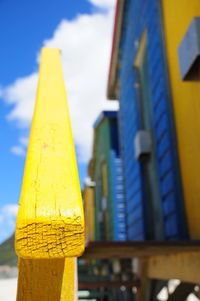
[[83, 186, 95, 243], [15, 48, 84, 259], [83, 241, 200, 259], [16, 258, 77, 301], [78, 280, 140, 289], [147, 252, 200, 284]]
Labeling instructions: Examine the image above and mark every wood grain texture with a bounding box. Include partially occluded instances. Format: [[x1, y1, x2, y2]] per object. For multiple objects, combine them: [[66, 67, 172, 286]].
[[15, 48, 84, 259], [148, 252, 200, 284], [16, 258, 77, 301]]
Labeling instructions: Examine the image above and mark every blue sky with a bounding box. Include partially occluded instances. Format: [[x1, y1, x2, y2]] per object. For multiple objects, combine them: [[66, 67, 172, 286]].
[[0, 0, 116, 242]]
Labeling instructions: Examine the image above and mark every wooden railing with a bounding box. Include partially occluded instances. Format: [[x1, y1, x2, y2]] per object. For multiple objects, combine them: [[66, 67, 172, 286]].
[[15, 48, 85, 300]]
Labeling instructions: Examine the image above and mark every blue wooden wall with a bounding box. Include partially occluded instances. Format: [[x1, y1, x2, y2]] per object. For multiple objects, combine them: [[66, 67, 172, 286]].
[[110, 150, 127, 241], [117, 0, 188, 240]]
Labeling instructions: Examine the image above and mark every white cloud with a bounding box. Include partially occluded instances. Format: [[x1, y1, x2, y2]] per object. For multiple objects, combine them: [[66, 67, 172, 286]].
[[88, 0, 116, 9], [10, 145, 26, 157], [0, 204, 18, 243], [10, 136, 29, 156], [1, 204, 18, 217], [1, 6, 117, 162], [19, 136, 29, 147], [0, 86, 3, 98], [3, 73, 38, 127]]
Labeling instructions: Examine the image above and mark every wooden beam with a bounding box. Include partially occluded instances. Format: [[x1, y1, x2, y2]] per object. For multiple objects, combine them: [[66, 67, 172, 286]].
[[83, 241, 200, 259], [78, 280, 140, 289], [148, 252, 200, 284], [16, 258, 77, 301], [15, 48, 84, 259]]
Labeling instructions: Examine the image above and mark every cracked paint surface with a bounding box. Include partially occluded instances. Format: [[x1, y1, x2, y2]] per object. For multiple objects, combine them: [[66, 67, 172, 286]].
[[15, 48, 85, 259]]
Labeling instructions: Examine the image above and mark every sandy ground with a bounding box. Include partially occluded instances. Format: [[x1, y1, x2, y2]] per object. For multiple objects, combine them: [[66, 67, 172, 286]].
[[0, 278, 17, 301]]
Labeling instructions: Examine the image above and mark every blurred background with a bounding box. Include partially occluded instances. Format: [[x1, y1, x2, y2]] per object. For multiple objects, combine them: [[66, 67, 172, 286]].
[[1, 0, 200, 300]]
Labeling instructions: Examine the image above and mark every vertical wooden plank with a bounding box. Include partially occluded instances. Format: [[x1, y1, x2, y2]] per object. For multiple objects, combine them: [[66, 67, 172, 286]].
[[16, 258, 76, 301], [61, 258, 77, 301], [84, 186, 95, 242]]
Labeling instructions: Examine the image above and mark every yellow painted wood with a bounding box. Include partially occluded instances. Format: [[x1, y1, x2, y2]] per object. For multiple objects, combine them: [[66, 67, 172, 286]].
[[148, 252, 200, 284], [16, 258, 77, 301], [162, 0, 200, 238], [83, 186, 95, 242], [15, 48, 85, 258]]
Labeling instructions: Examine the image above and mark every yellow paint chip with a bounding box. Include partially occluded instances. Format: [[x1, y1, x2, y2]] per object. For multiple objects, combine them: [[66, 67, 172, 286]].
[[15, 48, 85, 258]]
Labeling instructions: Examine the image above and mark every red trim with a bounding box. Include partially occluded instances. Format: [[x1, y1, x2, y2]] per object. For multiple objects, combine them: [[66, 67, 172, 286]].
[[108, 0, 121, 96]]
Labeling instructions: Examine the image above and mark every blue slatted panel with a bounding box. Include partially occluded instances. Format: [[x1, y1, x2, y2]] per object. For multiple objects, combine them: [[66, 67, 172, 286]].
[[110, 150, 127, 241], [117, 0, 187, 240]]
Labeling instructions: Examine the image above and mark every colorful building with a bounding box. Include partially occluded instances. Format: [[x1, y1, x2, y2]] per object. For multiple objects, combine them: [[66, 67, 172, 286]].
[[92, 110, 126, 241], [107, 0, 194, 240]]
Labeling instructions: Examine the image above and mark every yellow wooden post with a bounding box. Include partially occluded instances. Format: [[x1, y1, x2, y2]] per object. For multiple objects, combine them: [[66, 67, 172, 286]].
[[16, 258, 77, 301], [15, 48, 84, 300]]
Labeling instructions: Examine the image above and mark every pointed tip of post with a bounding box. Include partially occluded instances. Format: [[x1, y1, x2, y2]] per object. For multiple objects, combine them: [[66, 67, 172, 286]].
[[41, 47, 61, 55], [37, 48, 62, 66]]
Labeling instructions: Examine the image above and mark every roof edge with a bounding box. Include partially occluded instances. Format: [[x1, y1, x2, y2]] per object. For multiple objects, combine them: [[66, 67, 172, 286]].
[[93, 110, 118, 129], [107, 0, 125, 100]]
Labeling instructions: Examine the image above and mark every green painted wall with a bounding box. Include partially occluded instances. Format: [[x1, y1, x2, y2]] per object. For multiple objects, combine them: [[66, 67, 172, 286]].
[[93, 118, 116, 240]]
